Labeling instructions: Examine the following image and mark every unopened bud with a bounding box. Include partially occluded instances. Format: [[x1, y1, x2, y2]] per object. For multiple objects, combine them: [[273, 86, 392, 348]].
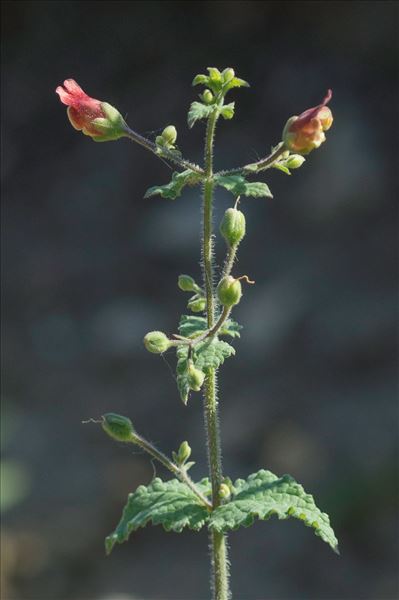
[[102, 413, 135, 442], [177, 441, 192, 464], [162, 125, 177, 145], [178, 274, 196, 292], [187, 297, 206, 313], [202, 90, 214, 104], [222, 68, 235, 83], [143, 331, 171, 354], [217, 276, 242, 307], [285, 155, 306, 169], [187, 363, 205, 391], [207, 67, 222, 82], [220, 207, 246, 246], [219, 483, 231, 499]]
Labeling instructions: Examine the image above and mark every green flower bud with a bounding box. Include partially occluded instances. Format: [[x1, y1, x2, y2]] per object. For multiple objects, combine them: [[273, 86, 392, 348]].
[[143, 331, 171, 354], [187, 363, 205, 391], [178, 274, 196, 292], [207, 67, 222, 82], [177, 441, 192, 464], [219, 483, 231, 499], [102, 413, 135, 442], [217, 276, 242, 307], [187, 297, 206, 313], [155, 135, 165, 147], [285, 154, 306, 169], [202, 90, 214, 105], [220, 207, 246, 247], [162, 125, 177, 145], [222, 68, 235, 83]]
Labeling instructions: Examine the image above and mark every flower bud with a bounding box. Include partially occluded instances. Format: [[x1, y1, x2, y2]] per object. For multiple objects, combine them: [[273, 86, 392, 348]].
[[207, 67, 222, 82], [143, 331, 171, 354], [161, 125, 177, 145], [219, 483, 231, 500], [222, 68, 235, 83], [202, 90, 214, 105], [285, 155, 306, 169], [187, 363, 205, 391], [177, 441, 192, 464], [220, 207, 246, 247], [282, 89, 333, 155], [56, 79, 127, 142], [102, 413, 135, 442], [178, 274, 196, 292], [217, 276, 242, 307], [187, 297, 206, 313]]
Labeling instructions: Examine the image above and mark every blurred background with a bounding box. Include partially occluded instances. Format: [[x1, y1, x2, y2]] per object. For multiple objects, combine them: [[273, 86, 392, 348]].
[[2, 1, 398, 599]]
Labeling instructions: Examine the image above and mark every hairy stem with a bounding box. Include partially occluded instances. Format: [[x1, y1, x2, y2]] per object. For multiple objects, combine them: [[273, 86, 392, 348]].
[[215, 142, 287, 177], [124, 126, 204, 175], [202, 108, 231, 600], [134, 434, 212, 509]]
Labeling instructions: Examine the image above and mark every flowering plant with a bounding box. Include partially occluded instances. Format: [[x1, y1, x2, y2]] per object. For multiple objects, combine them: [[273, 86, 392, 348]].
[[57, 68, 337, 600]]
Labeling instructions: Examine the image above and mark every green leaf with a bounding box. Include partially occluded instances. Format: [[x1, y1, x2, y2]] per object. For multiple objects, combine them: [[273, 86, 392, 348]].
[[192, 74, 208, 86], [220, 102, 235, 120], [272, 163, 291, 175], [220, 319, 242, 338], [106, 477, 210, 554], [209, 470, 339, 553], [226, 77, 250, 89], [193, 339, 235, 372], [178, 315, 242, 339], [144, 170, 201, 200], [215, 175, 273, 198], [187, 102, 215, 128], [175, 337, 236, 404]]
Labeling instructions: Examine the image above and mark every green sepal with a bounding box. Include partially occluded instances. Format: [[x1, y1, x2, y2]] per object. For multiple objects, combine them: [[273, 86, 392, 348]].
[[187, 102, 215, 128], [105, 477, 211, 554], [178, 314, 242, 339], [215, 175, 273, 198], [272, 163, 291, 175], [144, 170, 201, 200], [209, 470, 339, 554]]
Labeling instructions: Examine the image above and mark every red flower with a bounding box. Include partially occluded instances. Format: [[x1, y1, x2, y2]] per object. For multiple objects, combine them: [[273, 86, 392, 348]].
[[282, 90, 333, 155], [56, 79, 127, 142]]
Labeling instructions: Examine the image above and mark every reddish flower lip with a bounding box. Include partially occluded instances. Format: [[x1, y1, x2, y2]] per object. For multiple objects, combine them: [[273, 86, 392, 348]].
[[292, 89, 333, 128]]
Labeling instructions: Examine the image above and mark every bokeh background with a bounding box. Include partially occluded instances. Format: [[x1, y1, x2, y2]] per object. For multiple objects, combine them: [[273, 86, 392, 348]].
[[2, 1, 398, 599]]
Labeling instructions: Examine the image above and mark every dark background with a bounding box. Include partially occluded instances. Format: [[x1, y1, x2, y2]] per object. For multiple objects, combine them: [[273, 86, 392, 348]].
[[2, 1, 398, 599]]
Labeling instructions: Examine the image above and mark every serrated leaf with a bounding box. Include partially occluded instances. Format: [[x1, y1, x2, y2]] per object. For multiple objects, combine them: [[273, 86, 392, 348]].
[[220, 102, 235, 120], [226, 77, 250, 89], [215, 175, 273, 198], [187, 102, 215, 128], [178, 315, 242, 339], [209, 470, 339, 553], [220, 319, 242, 338], [192, 74, 208, 86], [193, 339, 235, 371], [272, 163, 291, 175], [106, 477, 210, 554], [144, 170, 201, 200]]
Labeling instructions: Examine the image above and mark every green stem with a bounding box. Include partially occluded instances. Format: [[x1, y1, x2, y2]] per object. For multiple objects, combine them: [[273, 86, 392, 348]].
[[134, 434, 212, 509], [215, 142, 287, 177], [124, 126, 204, 175], [202, 108, 231, 600]]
